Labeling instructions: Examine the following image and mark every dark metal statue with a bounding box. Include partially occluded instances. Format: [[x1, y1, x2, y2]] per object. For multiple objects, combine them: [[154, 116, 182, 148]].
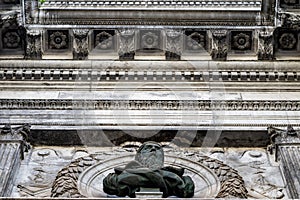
[[103, 141, 195, 198]]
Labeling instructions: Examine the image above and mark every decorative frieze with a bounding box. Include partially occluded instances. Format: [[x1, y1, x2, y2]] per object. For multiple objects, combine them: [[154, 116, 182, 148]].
[[0, 68, 299, 82], [73, 29, 89, 60], [0, 99, 300, 111]]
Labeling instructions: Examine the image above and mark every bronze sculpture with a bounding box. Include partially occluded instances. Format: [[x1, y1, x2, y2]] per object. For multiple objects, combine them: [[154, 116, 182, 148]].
[[103, 141, 195, 198]]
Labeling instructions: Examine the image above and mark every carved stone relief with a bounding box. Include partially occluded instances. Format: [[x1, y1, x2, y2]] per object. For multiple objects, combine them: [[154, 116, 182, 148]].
[[140, 30, 160, 50], [73, 29, 89, 60], [278, 31, 298, 50], [280, 12, 300, 29], [258, 29, 274, 60], [25, 29, 42, 59], [94, 30, 114, 50], [185, 30, 207, 51], [165, 29, 183, 60], [210, 30, 228, 61], [118, 29, 135, 60], [48, 30, 69, 50], [231, 31, 253, 51], [11, 143, 287, 199]]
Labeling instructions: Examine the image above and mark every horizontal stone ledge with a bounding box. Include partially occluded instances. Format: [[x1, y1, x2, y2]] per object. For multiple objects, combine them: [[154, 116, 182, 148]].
[[1, 99, 300, 111], [1, 60, 300, 71]]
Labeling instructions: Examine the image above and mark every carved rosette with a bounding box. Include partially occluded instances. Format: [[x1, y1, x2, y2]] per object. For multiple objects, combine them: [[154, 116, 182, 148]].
[[94, 31, 114, 50], [118, 29, 135, 60], [165, 29, 183, 60], [211, 30, 228, 61], [48, 31, 69, 50], [25, 29, 42, 59], [186, 31, 206, 51], [231, 31, 252, 51], [73, 29, 89, 60], [140, 31, 160, 50], [258, 30, 274, 60], [51, 144, 248, 198]]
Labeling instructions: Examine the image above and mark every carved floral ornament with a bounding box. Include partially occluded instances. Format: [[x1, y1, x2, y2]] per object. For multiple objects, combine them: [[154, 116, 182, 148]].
[[279, 33, 297, 50], [186, 32, 205, 50], [95, 31, 113, 50], [141, 31, 159, 49], [49, 31, 68, 49], [232, 33, 251, 50], [2, 30, 21, 49]]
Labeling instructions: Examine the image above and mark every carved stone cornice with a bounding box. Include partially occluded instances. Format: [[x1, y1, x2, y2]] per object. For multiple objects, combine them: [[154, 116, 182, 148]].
[[1, 99, 300, 111], [41, 0, 262, 11]]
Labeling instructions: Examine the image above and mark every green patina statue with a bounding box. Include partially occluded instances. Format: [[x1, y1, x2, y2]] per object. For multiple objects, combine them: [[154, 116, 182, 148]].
[[103, 141, 194, 198]]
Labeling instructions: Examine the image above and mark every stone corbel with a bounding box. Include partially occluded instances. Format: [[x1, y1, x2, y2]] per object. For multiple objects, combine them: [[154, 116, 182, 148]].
[[210, 30, 228, 61], [165, 29, 183, 60], [73, 29, 89, 60], [267, 126, 300, 199], [25, 29, 42, 59], [118, 29, 135, 60], [258, 29, 274, 60]]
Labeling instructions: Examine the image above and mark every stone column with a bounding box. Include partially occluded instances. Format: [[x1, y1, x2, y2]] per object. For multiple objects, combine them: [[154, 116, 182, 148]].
[[0, 124, 30, 197], [268, 126, 300, 199]]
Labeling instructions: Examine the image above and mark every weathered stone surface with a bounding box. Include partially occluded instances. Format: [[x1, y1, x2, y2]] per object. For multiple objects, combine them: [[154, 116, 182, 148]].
[[11, 144, 286, 199]]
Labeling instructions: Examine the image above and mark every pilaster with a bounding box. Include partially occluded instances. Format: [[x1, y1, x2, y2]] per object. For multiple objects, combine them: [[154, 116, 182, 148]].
[[268, 126, 300, 199], [0, 124, 30, 197]]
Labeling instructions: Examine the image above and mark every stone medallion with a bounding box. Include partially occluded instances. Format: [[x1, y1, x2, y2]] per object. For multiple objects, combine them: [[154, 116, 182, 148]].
[[77, 154, 220, 198]]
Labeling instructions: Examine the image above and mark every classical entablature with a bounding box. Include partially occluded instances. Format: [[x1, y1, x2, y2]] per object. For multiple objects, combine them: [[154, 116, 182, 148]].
[[0, 0, 299, 60], [1, 0, 300, 199]]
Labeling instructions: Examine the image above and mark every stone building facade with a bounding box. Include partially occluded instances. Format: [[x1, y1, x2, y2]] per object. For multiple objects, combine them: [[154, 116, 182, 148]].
[[0, 0, 300, 198]]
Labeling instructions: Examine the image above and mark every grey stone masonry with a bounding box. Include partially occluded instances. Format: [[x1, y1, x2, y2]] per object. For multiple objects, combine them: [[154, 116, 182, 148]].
[[0, 124, 30, 197], [268, 126, 300, 199]]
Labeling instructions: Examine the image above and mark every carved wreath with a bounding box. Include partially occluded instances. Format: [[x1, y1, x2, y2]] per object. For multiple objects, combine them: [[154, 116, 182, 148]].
[[51, 145, 248, 198]]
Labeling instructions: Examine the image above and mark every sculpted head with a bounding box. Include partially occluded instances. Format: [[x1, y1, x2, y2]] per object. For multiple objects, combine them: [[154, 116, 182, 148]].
[[135, 141, 164, 170]]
